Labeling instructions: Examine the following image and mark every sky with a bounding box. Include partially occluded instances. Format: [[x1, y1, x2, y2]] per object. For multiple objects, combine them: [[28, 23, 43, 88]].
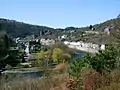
[[0, 0, 120, 28]]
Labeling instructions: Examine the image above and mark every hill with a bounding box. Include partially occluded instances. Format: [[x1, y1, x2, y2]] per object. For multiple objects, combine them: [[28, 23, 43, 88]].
[[0, 18, 80, 38], [87, 18, 120, 44], [68, 17, 120, 44], [0, 18, 56, 37], [0, 17, 120, 41]]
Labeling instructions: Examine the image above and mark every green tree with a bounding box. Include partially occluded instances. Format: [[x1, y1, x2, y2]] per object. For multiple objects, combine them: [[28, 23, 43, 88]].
[[0, 32, 8, 57], [69, 44, 118, 90], [92, 44, 117, 72], [32, 50, 53, 67], [70, 44, 117, 77]]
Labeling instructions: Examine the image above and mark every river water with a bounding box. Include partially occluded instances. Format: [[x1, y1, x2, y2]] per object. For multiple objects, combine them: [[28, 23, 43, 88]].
[[1, 51, 85, 80]]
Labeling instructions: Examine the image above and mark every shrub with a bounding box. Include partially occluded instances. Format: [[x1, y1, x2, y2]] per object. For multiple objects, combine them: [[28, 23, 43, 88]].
[[69, 44, 118, 90]]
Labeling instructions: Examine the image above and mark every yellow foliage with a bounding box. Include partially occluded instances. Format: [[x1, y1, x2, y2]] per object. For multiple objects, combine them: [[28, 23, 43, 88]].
[[36, 50, 52, 60], [32, 48, 71, 64], [37, 50, 45, 59], [52, 48, 64, 62], [44, 50, 52, 57]]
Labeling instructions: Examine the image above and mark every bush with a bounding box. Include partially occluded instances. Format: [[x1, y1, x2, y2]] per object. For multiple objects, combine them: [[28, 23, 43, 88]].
[[90, 44, 117, 72], [69, 44, 118, 90]]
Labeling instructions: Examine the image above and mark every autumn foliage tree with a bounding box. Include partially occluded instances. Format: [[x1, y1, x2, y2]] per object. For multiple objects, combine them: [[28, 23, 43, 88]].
[[32, 47, 71, 67], [52, 48, 64, 62]]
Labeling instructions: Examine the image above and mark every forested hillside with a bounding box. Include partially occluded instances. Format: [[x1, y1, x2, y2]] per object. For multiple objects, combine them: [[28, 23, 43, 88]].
[[0, 18, 55, 37], [0, 17, 120, 38]]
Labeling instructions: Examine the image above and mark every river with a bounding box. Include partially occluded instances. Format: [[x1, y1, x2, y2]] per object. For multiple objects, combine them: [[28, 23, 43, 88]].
[[1, 51, 85, 80]]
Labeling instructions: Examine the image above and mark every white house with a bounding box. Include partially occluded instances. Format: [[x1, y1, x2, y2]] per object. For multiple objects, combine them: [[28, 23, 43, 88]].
[[64, 41, 70, 45], [61, 35, 67, 39], [63, 41, 102, 53], [40, 38, 55, 45], [100, 44, 105, 50]]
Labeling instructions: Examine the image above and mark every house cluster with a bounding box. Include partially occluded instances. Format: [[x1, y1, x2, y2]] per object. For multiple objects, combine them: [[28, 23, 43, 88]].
[[57, 35, 68, 41], [64, 41, 105, 53], [40, 38, 55, 45], [85, 31, 99, 35], [14, 37, 55, 46], [84, 27, 111, 36]]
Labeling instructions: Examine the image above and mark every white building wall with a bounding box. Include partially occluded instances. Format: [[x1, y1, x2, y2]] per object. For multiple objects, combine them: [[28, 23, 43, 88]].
[[64, 41, 105, 53], [40, 39, 55, 45], [100, 44, 105, 50]]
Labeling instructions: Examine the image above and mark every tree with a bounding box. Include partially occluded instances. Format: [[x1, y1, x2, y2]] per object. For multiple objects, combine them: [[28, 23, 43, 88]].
[[52, 48, 64, 62], [31, 51, 44, 67], [0, 32, 8, 57], [44, 50, 52, 59], [69, 53, 92, 78], [37, 50, 45, 60], [61, 53, 71, 63], [70, 44, 117, 76], [32, 47, 72, 67], [89, 25, 93, 30], [32, 50, 53, 67], [50, 43, 76, 55], [69, 44, 118, 90]]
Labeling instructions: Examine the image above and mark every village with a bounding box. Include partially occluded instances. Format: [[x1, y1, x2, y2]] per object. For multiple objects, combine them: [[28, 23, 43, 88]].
[[0, 23, 112, 81], [0, 1, 120, 89], [13, 25, 110, 60]]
